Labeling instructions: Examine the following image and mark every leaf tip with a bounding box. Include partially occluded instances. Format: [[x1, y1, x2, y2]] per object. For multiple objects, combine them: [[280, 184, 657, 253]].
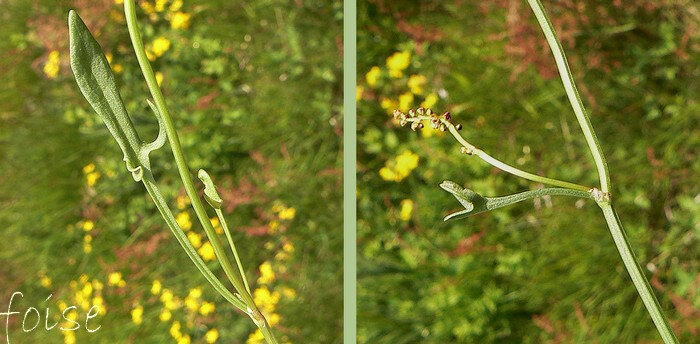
[[68, 10, 80, 30], [198, 169, 223, 209]]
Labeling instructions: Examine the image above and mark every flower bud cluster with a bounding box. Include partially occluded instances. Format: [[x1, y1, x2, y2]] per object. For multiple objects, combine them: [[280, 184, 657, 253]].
[[392, 107, 464, 133]]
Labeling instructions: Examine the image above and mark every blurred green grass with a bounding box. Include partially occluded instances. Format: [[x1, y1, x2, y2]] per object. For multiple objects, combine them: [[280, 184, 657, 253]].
[[0, 0, 342, 343], [357, 1, 698, 343]]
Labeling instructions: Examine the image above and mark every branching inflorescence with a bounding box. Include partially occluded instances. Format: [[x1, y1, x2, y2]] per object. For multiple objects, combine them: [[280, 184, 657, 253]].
[[68, 1, 278, 343], [393, 1, 680, 343]]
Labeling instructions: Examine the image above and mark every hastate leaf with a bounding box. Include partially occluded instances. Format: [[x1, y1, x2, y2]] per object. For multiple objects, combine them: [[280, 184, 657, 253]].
[[440, 180, 594, 221]]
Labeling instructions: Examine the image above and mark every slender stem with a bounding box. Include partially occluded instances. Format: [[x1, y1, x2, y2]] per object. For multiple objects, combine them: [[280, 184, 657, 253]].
[[598, 202, 679, 344], [124, 0, 247, 303], [406, 115, 592, 192], [124, 2, 277, 343], [216, 208, 251, 294], [141, 171, 247, 312], [528, 2, 678, 342], [527, 0, 610, 194]]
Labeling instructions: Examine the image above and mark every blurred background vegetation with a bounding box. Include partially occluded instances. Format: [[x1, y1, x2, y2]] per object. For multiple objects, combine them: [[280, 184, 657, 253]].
[[0, 0, 342, 343], [357, 1, 697, 343]]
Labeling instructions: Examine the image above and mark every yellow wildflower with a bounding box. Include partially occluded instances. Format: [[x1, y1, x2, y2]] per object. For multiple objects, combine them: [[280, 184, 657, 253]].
[[114, 0, 124, 5], [379, 167, 398, 181], [151, 280, 162, 295], [108, 272, 125, 287], [380, 98, 398, 114], [268, 313, 281, 325], [185, 296, 199, 311], [83, 242, 92, 253], [170, 0, 184, 12], [82, 283, 93, 297], [211, 217, 223, 234], [421, 93, 438, 109], [43, 50, 60, 79], [246, 329, 265, 344], [278, 207, 296, 220], [170, 321, 182, 339], [185, 287, 201, 311], [400, 199, 414, 221], [170, 12, 191, 29], [155, 71, 164, 86], [161, 289, 178, 310], [82, 221, 94, 231], [253, 286, 280, 314], [155, 0, 167, 12], [140, 1, 155, 14], [92, 296, 106, 315], [281, 287, 296, 299], [205, 328, 219, 343], [176, 212, 192, 231], [257, 261, 275, 285], [160, 289, 173, 303], [199, 302, 215, 315], [188, 287, 202, 299], [356, 85, 364, 101], [63, 331, 76, 344], [395, 150, 420, 176], [398, 92, 413, 112], [84, 234, 92, 243], [187, 231, 202, 248], [198, 241, 216, 261], [408, 74, 427, 94], [92, 279, 103, 291], [176, 195, 190, 209], [40, 276, 52, 288], [146, 50, 156, 61], [66, 309, 78, 322], [178, 335, 191, 344], [131, 304, 143, 324], [379, 150, 419, 182], [159, 309, 172, 322], [282, 242, 294, 253], [86, 171, 101, 186], [365, 66, 380, 87], [82, 163, 95, 174], [386, 51, 410, 78], [268, 220, 280, 234], [150, 37, 171, 59], [275, 251, 288, 261]]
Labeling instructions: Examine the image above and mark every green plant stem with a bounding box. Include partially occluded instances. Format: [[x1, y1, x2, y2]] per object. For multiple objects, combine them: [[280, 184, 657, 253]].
[[527, 0, 610, 194], [598, 202, 679, 344], [406, 115, 591, 192], [124, 1, 277, 342], [123, 0, 245, 302], [142, 171, 248, 311], [216, 208, 251, 294], [527, 1, 678, 342]]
